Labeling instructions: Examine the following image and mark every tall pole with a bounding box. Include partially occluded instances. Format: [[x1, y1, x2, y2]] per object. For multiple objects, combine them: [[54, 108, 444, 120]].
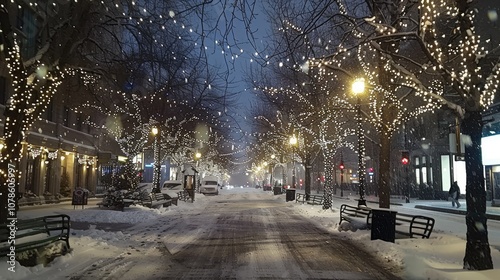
[[333, 165, 337, 194], [340, 153, 344, 197], [340, 166, 344, 197], [292, 148, 296, 189], [290, 134, 297, 189], [270, 154, 276, 187], [282, 155, 286, 188], [404, 124, 410, 203], [356, 97, 367, 207], [152, 126, 161, 193], [270, 165, 273, 186], [353, 78, 366, 207]]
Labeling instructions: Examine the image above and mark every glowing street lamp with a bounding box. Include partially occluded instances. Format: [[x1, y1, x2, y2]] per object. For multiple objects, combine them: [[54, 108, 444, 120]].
[[352, 78, 367, 207]]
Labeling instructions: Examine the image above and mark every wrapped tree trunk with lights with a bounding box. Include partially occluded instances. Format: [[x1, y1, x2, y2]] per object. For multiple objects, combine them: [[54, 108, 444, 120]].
[[322, 151, 334, 210], [0, 6, 70, 224], [303, 152, 312, 200]]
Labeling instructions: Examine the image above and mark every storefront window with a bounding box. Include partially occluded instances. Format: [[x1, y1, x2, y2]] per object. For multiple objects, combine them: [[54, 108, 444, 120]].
[[133, 154, 143, 170], [415, 168, 420, 185], [492, 166, 500, 201], [422, 167, 427, 184]]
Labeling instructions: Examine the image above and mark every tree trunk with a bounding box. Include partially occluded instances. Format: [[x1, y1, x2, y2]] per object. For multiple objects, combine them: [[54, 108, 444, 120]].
[[462, 111, 493, 270], [378, 127, 391, 209], [304, 153, 311, 200], [323, 154, 333, 209]]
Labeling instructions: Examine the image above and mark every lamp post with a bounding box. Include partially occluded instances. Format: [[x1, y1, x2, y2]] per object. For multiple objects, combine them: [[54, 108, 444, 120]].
[[152, 126, 161, 193], [333, 164, 337, 194], [352, 78, 367, 207], [339, 157, 345, 197], [270, 154, 275, 187], [281, 155, 286, 189], [289, 134, 298, 189], [263, 161, 269, 187]]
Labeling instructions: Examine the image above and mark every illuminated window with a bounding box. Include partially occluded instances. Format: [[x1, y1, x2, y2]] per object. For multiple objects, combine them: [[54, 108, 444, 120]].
[[415, 168, 420, 185]]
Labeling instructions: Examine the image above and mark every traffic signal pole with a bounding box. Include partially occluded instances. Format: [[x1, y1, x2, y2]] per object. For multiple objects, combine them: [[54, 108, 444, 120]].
[[401, 150, 410, 202]]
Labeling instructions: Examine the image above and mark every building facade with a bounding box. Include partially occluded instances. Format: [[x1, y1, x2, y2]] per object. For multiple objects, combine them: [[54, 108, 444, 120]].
[[0, 1, 124, 200]]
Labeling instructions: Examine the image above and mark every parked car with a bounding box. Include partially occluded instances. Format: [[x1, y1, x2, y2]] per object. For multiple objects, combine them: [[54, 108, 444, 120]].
[[137, 180, 184, 198], [200, 176, 220, 195], [161, 180, 184, 197]]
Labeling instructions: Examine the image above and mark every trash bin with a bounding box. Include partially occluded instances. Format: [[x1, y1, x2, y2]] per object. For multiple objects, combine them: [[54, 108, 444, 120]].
[[72, 188, 89, 209], [286, 188, 296, 202], [371, 209, 397, 243], [273, 187, 282, 195]]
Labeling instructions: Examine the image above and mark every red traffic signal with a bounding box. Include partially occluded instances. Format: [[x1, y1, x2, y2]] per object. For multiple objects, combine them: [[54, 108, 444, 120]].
[[339, 161, 345, 170], [401, 151, 410, 165]]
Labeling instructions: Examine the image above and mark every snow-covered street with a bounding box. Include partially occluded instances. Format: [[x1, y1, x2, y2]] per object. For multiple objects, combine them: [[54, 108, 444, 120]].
[[2, 188, 500, 280]]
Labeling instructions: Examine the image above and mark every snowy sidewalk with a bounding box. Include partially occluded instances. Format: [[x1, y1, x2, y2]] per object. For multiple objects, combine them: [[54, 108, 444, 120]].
[[294, 191, 500, 220]]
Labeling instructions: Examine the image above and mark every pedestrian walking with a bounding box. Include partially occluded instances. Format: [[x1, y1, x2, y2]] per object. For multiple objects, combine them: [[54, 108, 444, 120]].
[[449, 181, 461, 208]]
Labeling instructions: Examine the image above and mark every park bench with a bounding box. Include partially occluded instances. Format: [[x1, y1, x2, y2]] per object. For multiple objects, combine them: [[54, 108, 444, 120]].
[[0, 214, 71, 263], [339, 204, 372, 228], [97, 196, 133, 211], [392, 213, 435, 239], [295, 194, 324, 205], [307, 194, 324, 205], [339, 204, 435, 239], [142, 193, 172, 208], [296, 193, 306, 203]]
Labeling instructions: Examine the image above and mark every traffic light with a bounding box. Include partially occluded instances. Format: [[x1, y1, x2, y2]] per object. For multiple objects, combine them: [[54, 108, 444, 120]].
[[401, 151, 410, 165], [339, 161, 345, 170]]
